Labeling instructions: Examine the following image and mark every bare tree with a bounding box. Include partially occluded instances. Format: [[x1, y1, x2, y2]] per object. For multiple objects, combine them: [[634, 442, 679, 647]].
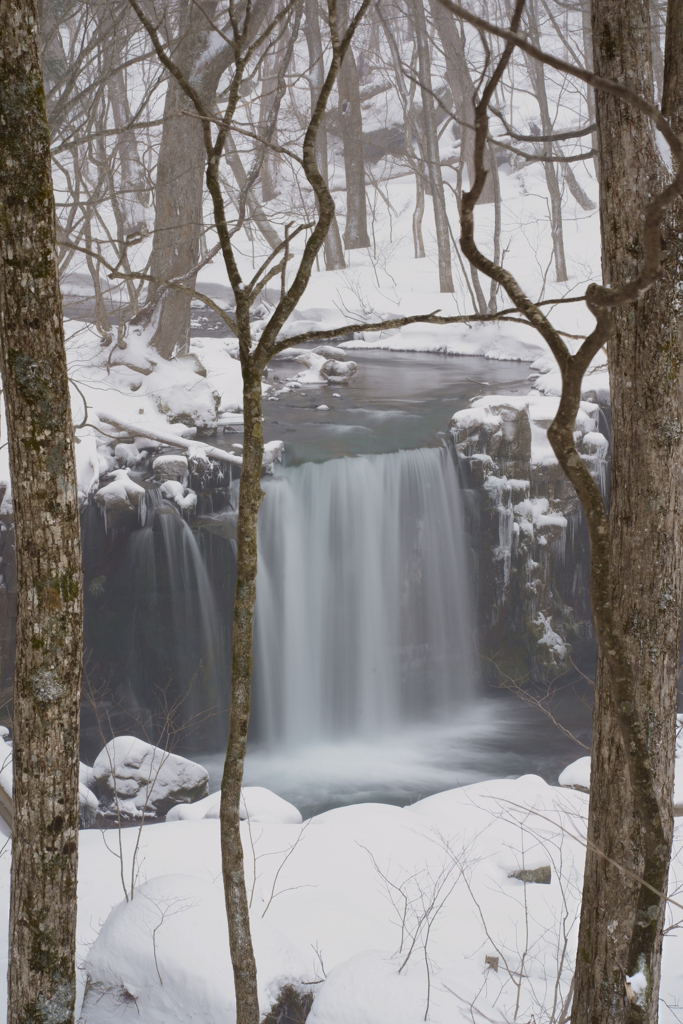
[[436, 1, 683, 1022], [409, 0, 454, 291], [337, 0, 371, 247], [0, 3, 84, 1024]]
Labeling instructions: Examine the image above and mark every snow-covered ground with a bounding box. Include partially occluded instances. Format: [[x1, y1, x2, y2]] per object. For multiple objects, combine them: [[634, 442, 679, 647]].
[[0, 768, 681, 1024]]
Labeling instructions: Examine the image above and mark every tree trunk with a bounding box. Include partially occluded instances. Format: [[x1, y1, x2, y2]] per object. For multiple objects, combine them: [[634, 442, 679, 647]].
[[257, 7, 284, 203], [580, 0, 599, 176], [220, 364, 264, 1024], [146, 0, 233, 358], [571, 1, 683, 1021], [411, 0, 453, 292], [525, 0, 568, 282], [428, 0, 496, 204], [304, 0, 345, 269], [0, 2, 83, 1022], [337, 0, 370, 249], [413, 172, 426, 258]]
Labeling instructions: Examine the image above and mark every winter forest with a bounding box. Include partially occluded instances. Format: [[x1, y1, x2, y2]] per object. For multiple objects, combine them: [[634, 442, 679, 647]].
[[0, 0, 682, 1021]]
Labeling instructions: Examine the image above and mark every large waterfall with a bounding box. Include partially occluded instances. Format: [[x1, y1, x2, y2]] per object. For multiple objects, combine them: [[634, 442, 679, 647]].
[[251, 445, 478, 746]]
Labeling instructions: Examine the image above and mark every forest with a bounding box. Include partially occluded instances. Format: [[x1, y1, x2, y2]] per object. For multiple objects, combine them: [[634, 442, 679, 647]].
[[0, 0, 682, 1021]]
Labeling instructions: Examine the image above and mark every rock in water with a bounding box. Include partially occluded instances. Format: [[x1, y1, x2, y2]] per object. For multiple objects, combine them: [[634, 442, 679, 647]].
[[153, 453, 189, 481], [321, 358, 357, 382], [92, 736, 209, 818]]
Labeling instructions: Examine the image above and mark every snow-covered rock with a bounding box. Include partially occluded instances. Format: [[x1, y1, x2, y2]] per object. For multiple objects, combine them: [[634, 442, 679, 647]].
[[115, 441, 146, 467], [262, 440, 285, 474], [160, 480, 197, 511], [558, 757, 591, 792], [166, 786, 302, 825], [153, 454, 189, 481], [92, 737, 209, 818], [315, 345, 347, 360], [95, 469, 145, 511], [80, 874, 316, 1023], [321, 358, 357, 383]]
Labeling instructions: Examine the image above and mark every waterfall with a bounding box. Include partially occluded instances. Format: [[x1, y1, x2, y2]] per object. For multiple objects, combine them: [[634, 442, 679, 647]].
[[251, 445, 478, 747], [81, 493, 231, 754]]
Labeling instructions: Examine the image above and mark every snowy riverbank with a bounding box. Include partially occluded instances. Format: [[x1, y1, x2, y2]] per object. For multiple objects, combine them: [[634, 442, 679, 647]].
[[0, 768, 680, 1024]]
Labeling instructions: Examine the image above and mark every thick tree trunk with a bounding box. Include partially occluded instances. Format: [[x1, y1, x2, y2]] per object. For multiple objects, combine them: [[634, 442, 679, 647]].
[[571, 1, 683, 1021], [0, 2, 83, 1022], [337, 0, 370, 249], [220, 365, 264, 1024], [146, 0, 233, 358], [411, 0, 453, 292]]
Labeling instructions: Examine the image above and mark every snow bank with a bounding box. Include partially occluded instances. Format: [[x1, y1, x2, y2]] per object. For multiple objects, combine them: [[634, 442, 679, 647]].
[[340, 320, 547, 362], [166, 786, 303, 825], [81, 874, 316, 1023]]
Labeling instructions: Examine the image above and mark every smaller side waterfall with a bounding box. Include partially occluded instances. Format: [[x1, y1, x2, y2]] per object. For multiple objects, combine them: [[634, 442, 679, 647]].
[[252, 445, 478, 746], [81, 493, 232, 755]]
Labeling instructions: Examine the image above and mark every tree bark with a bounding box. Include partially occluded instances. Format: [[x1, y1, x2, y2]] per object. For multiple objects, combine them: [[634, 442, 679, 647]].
[[571, 0, 683, 1021], [305, 0, 345, 269], [525, 0, 568, 282], [0, 1, 83, 1022], [257, 4, 284, 203], [411, 0, 453, 291], [429, 0, 496, 204], [145, 0, 234, 358], [220, 366, 264, 1024], [337, 0, 370, 248]]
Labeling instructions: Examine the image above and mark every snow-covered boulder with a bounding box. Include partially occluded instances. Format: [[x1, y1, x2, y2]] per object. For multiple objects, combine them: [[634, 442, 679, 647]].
[[558, 757, 591, 793], [160, 480, 197, 511], [153, 454, 189, 481], [80, 874, 316, 1023], [165, 786, 302, 825], [314, 345, 347, 360], [115, 442, 145, 468], [95, 469, 145, 511], [321, 359, 357, 383], [262, 440, 285, 474], [92, 737, 209, 818]]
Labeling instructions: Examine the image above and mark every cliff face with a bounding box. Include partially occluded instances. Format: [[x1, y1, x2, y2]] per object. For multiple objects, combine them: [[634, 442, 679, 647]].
[[451, 393, 610, 682]]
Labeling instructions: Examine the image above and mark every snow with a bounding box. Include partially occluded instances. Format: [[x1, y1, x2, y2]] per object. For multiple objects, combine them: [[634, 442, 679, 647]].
[[166, 786, 303, 825], [534, 613, 568, 659], [159, 480, 197, 511], [94, 469, 146, 512], [80, 874, 316, 1024], [558, 756, 592, 792], [626, 971, 648, 997], [262, 439, 285, 474], [341, 320, 548, 362], [65, 774, 683, 1024]]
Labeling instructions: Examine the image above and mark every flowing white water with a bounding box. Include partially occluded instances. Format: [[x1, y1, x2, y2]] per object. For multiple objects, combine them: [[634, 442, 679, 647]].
[[252, 445, 478, 746]]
